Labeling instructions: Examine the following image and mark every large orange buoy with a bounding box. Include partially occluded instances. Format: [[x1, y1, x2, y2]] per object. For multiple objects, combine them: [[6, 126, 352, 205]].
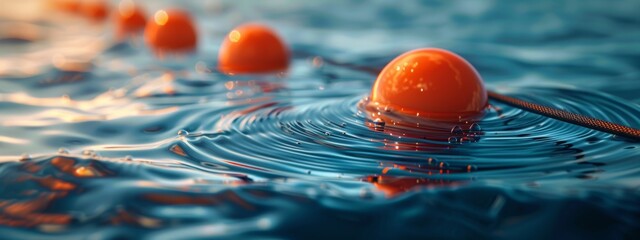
[[114, 0, 146, 39], [370, 48, 487, 121], [144, 9, 197, 54], [80, 0, 109, 22], [218, 23, 289, 74]]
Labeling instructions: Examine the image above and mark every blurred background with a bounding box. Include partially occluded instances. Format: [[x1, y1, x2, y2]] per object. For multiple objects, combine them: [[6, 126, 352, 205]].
[[2, 0, 639, 100]]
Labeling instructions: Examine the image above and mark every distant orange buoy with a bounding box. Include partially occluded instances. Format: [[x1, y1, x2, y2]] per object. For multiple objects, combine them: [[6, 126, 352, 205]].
[[80, 0, 109, 22], [144, 9, 197, 54], [114, 0, 146, 39], [52, 0, 81, 13], [218, 23, 289, 74], [370, 48, 487, 121]]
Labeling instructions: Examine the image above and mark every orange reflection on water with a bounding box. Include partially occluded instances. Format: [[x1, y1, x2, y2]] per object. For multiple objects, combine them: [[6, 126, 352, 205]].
[[0, 155, 115, 228], [365, 160, 467, 197], [143, 190, 255, 211], [365, 175, 461, 197], [34, 176, 76, 191], [170, 144, 188, 157], [0, 192, 72, 228], [51, 156, 107, 178]]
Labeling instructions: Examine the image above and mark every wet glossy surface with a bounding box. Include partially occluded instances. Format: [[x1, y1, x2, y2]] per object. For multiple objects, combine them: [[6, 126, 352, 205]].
[[114, 0, 146, 39], [218, 23, 289, 74], [80, 1, 109, 22], [144, 9, 197, 54], [0, 0, 639, 239], [370, 48, 487, 120]]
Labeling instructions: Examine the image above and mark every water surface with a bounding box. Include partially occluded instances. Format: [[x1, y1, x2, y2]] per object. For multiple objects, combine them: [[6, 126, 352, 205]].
[[0, 0, 639, 239]]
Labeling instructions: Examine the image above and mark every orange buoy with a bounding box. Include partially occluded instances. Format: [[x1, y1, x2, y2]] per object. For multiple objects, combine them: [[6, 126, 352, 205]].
[[370, 48, 487, 121], [80, 0, 109, 22], [114, 0, 146, 39], [218, 23, 289, 74], [144, 9, 197, 54], [52, 0, 81, 13]]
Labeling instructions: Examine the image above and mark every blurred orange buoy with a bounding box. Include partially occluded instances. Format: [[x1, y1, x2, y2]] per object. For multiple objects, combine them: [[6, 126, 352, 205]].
[[52, 0, 81, 13], [114, 0, 146, 39], [80, 0, 109, 22], [144, 9, 198, 54], [370, 48, 487, 121], [218, 23, 289, 74]]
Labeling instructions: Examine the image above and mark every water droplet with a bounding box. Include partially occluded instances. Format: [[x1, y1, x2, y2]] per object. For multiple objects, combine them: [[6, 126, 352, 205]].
[[325, 132, 331, 136], [19, 153, 31, 162], [124, 155, 133, 161], [427, 157, 437, 165], [450, 126, 463, 135], [295, 141, 301, 145], [469, 123, 482, 132], [57, 148, 69, 155], [311, 56, 324, 68], [460, 137, 471, 144], [340, 122, 347, 127], [439, 162, 449, 168], [341, 131, 346, 135], [177, 129, 189, 137], [82, 150, 95, 156], [372, 118, 385, 131], [307, 170, 311, 174], [448, 137, 459, 144], [467, 165, 478, 172]]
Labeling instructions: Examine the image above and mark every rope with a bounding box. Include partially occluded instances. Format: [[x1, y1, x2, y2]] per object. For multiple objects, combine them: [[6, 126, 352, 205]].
[[298, 51, 640, 141], [488, 91, 640, 141]]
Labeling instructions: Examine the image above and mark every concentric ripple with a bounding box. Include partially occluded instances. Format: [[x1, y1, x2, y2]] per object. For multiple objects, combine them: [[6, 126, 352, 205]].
[[113, 86, 638, 190]]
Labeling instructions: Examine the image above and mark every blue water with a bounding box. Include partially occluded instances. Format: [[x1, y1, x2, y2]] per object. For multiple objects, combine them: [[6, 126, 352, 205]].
[[0, 0, 639, 239]]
